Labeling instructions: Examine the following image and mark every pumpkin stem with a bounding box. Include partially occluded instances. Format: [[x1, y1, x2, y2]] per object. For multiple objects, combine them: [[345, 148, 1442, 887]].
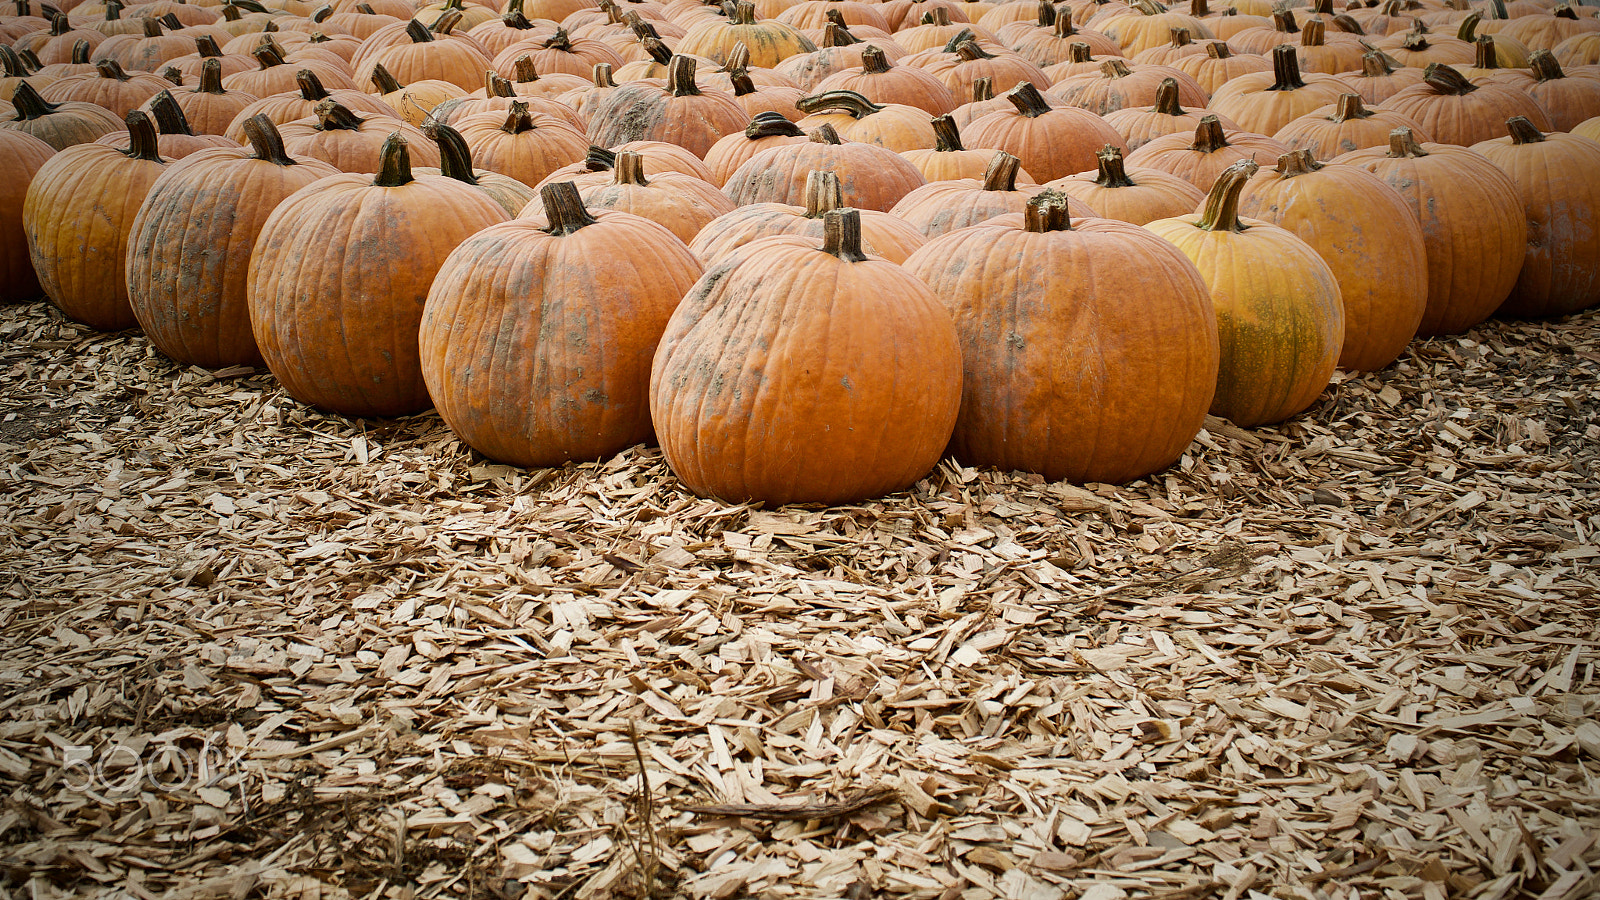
[[730, 70, 758, 95], [1358, 48, 1396, 77], [667, 54, 701, 96], [251, 42, 288, 70], [95, 58, 131, 81], [821, 208, 869, 261], [1194, 158, 1255, 232], [501, 98, 536, 134], [242, 113, 297, 166], [942, 27, 976, 52], [431, 8, 463, 34], [612, 149, 649, 186], [795, 89, 883, 119], [731, 0, 756, 24], [1529, 49, 1564, 83], [543, 27, 574, 52], [297, 68, 331, 100], [1093, 144, 1136, 188], [195, 34, 222, 58], [1271, 8, 1299, 34], [8, 81, 58, 120], [1022, 190, 1071, 233], [583, 144, 617, 170], [357, 2, 375, 11], [981, 151, 1021, 191], [1152, 77, 1184, 116], [486, 72, 516, 96], [141, 17, 164, 37], [1066, 41, 1093, 63], [640, 36, 673, 66], [810, 122, 844, 144], [1169, 26, 1192, 47], [1036, 0, 1056, 27], [513, 55, 544, 84], [373, 132, 413, 186], [1206, 41, 1232, 59], [1455, 10, 1481, 41], [1554, 3, 1577, 20], [370, 61, 404, 93], [312, 5, 333, 22], [922, 6, 951, 26], [1191, 114, 1229, 152], [930, 113, 963, 150], [162, 66, 184, 85], [1331, 13, 1364, 35], [314, 98, 365, 131], [744, 110, 806, 137], [954, 38, 993, 61], [424, 120, 479, 183], [1268, 45, 1308, 91], [969, 75, 993, 102], [1004, 80, 1053, 117], [1300, 17, 1325, 46], [541, 181, 598, 234], [720, 41, 751, 73], [1274, 147, 1321, 177], [822, 21, 859, 46], [1192, 0, 1209, 16], [122, 110, 164, 163], [1385, 125, 1427, 158], [1472, 35, 1500, 70], [221, 2, 241, 18], [591, 62, 616, 87], [1098, 57, 1133, 78], [1421, 61, 1476, 95], [1052, 14, 1079, 38], [147, 89, 196, 135], [502, 0, 535, 29], [1330, 92, 1369, 121], [861, 44, 892, 74], [405, 18, 434, 43], [1505, 115, 1545, 144], [48, 12, 68, 36], [802, 169, 843, 217], [70, 39, 92, 65]]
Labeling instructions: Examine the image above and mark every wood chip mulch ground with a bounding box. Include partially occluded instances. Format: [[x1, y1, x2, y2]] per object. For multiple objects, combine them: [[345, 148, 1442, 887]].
[[1, 299, 1597, 900]]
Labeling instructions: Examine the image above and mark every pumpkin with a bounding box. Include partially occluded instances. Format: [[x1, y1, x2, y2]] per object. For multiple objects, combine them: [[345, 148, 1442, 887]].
[[776, 0, 893, 35], [125, 115, 339, 368], [1046, 142, 1205, 225], [702, 110, 810, 185], [1046, 57, 1210, 115], [221, 68, 397, 143], [723, 122, 927, 210], [1125, 114, 1290, 191], [451, 98, 588, 187], [1, 77, 123, 147], [224, 40, 359, 96], [1088, 0, 1213, 56], [102, 87, 234, 157], [433, 70, 588, 129], [278, 99, 440, 172], [163, 34, 256, 80], [520, 148, 734, 243], [1381, 62, 1552, 147], [1170, 40, 1270, 96], [896, 7, 997, 54], [1575, 113, 1600, 141], [585, 54, 746, 156], [1131, 25, 1206, 66], [1333, 127, 1525, 337], [676, 0, 815, 66], [886, 0, 972, 33], [1041, 40, 1116, 83], [366, 61, 466, 125], [555, 61, 622, 124], [248, 132, 509, 417], [1234, 148, 1427, 372], [492, 26, 626, 78], [890, 149, 1071, 236], [962, 79, 1128, 181], [21, 12, 107, 65], [795, 87, 935, 150], [1209, 45, 1355, 137], [416, 117, 538, 216], [904, 189, 1217, 483], [773, 21, 894, 91], [419, 181, 701, 466], [466, 0, 557, 56], [536, 138, 715, 186], [1144, 160, 1343, 427], [0, 128, 54, 302], [1495, 4, 1600, 53], [1377, 21, 1475, 67], [898, 111, 1025, 180], [38, 57, 169, 116], [92, 18, 202, 73], [725, 63, 808, 119], [919, 35, 1052, 97], [1290, 16, 1367, 74], [812, 41, 957, 113], [1340, 48, 1425, 105], [690, 168, 928, 263], [651, 207, 963, 505], [23, 110, 167, 330], [354, 19, 494, 91], [1470, 117, 1600, 318], [1272, 92, 1432, 161], [1002, 2, 1123, 65], [1102, 74, 1235, 150], [1553, 31, 1600, 67], [414, 0, 501, 32], [1513, 49, 1600, 132], [156, 57, 258, 133]]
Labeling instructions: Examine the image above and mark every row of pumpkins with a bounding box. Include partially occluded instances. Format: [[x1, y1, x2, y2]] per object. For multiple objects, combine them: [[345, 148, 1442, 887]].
[[3, 0, 1600, 505]]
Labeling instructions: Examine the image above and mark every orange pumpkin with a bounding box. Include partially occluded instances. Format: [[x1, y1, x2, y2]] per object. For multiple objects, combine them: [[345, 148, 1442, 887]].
[[690, 168, 928, 263], [722, 122, 927, 210], [2, 78, 124, 147], [962, 79, 1128, 181], [0, 128, 54, 302], [1046, 143, 1205, 225], [889, 150, 1071, 236], [1272, 92, 1432, 161], [1381, 61, 1553, 147], [586, 54, 747, 155], [1124, 113, 1289, 191]]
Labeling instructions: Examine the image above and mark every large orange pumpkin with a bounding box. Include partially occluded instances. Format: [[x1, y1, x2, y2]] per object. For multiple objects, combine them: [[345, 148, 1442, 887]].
[[1381, 62, 1552, 147], [0, 128, 54, 303], [904, 190, 1218, 484], [651, 207, 963, 505], [1144, 160, 1344, 427], [420, 182, 703, 466], [690, 168, 928, 264], [2, 78, 123, 148], [1046, 143, 1205, 226], [126, 115, 340, 368], [248, 132, 509, 417], [585, 54, 747, 156], [961, 79, 1128, 181], [722, 122, 927, 210]]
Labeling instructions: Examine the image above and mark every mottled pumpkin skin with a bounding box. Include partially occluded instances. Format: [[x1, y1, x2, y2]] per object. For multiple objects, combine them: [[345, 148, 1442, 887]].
[[23, 141, 167, 331], [420, 212, 703, 467], [904, 217, 1219, 485], [126, 145, 340, 368], [1145, 214, 1345, 428], [1335, 140, 1526, 337], [1471, 130, 1600, 319], [0, 130, 54, 303], [1235, 159, 1427, 373], [651, 234, 963, 506], [248, 171, 508, 417]]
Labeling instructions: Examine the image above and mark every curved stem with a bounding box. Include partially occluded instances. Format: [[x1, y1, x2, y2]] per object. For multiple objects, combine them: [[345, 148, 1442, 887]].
[[822, 21, 859, 46], [1529, 49, 1564, 83], [1421, 61, 1476, 95], [954, 38, 992, 61], [1194, 158, 1255, 232], [810, 122, 843, 143], [541, 181, 598, 234], [1093, 144, 1135, 188], [314, 98, 365, 131], [641, 36, 673, 66], [1359, 48, 1395, 77], [795, 89, 882, 119], [583, 144, 616, 170], [981, 151, 1021, 191], [370, 61, 403, 93], [1456, 10, 1481, 41], [744, 110, 806, 137], [802, 169, 842, 217], [374, 132, 413, 186], [1386, 125, 1427, 158], [405, 17, 434, 43], [297, 68, 330, 100], [821, 208, 868, 261], [242, 113, 297, 165], [122, 110, 163, 163], [251, 43, 288, 70], [425, 120, 478, 183], [1331, 14, 1364, 35], [9, 81, 59, 120], [930, 113, 962, 150], [95, 58, 131, 82], [147, 89, 195, 135], [721, 41, 750, 73], [1505, 115, 1545, 144], [1023, 190, 1071, 232], [431, 8, 463, 34]]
